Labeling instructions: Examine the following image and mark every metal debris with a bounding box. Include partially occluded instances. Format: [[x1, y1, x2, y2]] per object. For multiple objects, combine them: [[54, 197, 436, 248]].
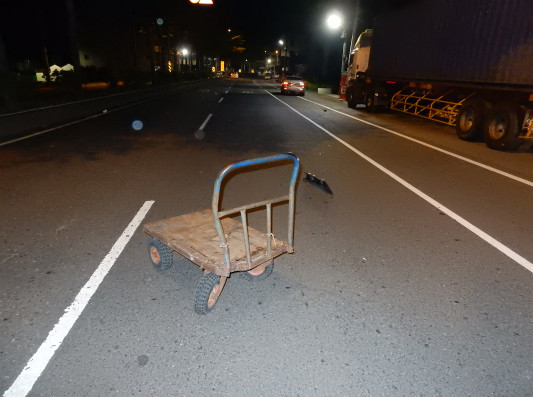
[[304, 172, 333, 195]]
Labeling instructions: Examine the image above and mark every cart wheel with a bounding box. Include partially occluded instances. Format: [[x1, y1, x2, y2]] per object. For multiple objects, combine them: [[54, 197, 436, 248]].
[[242, 261, 274, 282], [148, 237, 173, 271], [194, 273, 224, 315]]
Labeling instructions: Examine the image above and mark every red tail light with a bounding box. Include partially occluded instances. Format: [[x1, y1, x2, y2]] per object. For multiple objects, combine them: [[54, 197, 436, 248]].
[[282, 81, 289, 85], [299, 82, 305, 87]]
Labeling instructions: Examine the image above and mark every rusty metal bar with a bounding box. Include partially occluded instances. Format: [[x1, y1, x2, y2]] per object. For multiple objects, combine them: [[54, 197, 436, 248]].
[[240, 210, 252, 267], [266, 203, 272, 258], [217, 195, 289, 218]]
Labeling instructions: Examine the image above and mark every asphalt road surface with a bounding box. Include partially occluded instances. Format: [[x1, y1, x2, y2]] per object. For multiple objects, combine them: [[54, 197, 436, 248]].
[[1, 78, 532, 396]]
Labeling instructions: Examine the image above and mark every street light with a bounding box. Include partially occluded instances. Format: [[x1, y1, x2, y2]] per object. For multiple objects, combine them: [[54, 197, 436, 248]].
[[278, 39, 287, 75], [325, 12, 347, 72], [177, 48, 189, 71], [326, 11, 350, 99], [326, 13, 342, 30]]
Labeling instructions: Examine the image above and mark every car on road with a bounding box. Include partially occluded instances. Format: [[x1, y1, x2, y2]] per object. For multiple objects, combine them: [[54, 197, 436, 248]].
[[280, 76, 305, 96], [230, 72, 239, 79]]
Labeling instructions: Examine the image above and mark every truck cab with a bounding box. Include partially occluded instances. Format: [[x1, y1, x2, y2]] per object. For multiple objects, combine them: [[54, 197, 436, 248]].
[[348, 29, 372, 81], [346, 29, 390, 111]]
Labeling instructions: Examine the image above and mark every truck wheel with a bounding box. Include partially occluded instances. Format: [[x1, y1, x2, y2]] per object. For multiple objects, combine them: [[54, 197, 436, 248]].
[[455, 98, 489, 141], [148, 238, 173, 271], [346, 88, 356, 109], [365, 91, 377, 113], [194, 273, 223, 314], [242, 261, 274, 281], [483, 104, 522, 151]]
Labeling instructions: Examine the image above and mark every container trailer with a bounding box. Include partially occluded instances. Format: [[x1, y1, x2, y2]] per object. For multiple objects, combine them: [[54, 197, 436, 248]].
[[345, 0, 533, 150]]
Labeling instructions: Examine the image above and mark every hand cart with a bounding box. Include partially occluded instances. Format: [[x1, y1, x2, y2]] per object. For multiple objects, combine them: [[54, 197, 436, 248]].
[[143, 153, 300, 314]]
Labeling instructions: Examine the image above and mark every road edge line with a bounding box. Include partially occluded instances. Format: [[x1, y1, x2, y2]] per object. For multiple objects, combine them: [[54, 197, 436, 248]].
[[300, 96, 533, 188], [267, 91, 533, 275], [4, 200, 155, 397]]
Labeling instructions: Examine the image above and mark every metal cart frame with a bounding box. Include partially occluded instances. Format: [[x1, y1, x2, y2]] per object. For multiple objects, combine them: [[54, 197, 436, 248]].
[[144, 153, 300, 314]]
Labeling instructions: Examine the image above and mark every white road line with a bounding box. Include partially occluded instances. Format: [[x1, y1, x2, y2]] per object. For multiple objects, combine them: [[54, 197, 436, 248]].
[[300, 97, 533, 188], [0, 88, 155, 118], [199, 114, 213, 130], [0, 113, 109, 147], [0, 86, 190, 147], [218, 97, 224, 103], [4, 201, 155, 397], [268, 91, 533, 274]]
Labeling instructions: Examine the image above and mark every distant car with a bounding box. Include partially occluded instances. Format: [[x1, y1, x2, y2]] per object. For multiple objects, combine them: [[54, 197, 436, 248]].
[[230, 72, 239, 79], [215, 71, 224, 78], [280, 76, 305, 96], [264, 72, 272, 79]]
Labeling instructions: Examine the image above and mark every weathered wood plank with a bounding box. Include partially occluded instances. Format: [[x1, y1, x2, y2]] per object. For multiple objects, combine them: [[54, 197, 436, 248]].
[[144, 209, 288, 276]]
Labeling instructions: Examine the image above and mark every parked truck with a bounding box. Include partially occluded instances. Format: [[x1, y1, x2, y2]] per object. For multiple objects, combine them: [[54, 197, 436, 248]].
[[345, 0, 533, 151]]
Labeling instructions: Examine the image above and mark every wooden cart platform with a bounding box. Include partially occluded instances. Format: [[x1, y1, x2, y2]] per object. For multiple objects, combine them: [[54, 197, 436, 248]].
[[144, 209, 289, 276]]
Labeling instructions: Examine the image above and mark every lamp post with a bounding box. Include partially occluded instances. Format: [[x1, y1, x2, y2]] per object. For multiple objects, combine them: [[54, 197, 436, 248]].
[[278, 39, 287, 76], [325, 12, 347, 73], [182, 48, 189, 71], [326, 11, 350, 99]]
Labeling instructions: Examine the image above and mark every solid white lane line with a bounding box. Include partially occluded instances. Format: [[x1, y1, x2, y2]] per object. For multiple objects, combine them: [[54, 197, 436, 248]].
[[0, 85, 194, 147], [0, 113, 109, 147], [4, 201, 155, 397], [199, 114, 213, 130], [300, 97, 533, 188], [268, 92, 533, 274], [0, 88, 155, 118]]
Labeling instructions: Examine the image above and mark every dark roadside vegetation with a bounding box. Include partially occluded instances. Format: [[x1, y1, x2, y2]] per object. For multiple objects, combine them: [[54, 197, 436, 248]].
[[0, 68, 212, 115], [0, 67, 339, 116]]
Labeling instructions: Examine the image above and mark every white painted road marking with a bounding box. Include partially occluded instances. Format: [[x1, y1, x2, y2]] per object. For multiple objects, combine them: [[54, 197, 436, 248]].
[[301, 97, 533, 189], [199, 114, 213, 131], [4, 201, 155, 397], [218, 97, 224, 103], [268, 90, 533, 275], [0, 85, 196, 147], [0, 88, 155, 118]]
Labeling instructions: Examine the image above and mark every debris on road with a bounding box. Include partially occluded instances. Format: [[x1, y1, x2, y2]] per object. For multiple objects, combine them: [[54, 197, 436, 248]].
[[304, 172, 333, 195]]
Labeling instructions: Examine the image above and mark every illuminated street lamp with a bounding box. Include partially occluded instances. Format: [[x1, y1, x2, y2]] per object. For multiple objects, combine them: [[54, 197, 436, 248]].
[[177, 48, 189, 71], [278, 39, 287, 75], [325, 11, 351, 99], [326, 13, 342, 30], [325, 11, 347, 73]]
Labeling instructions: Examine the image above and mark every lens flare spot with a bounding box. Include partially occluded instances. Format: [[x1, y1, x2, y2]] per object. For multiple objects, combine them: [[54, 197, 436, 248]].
[[132, 120, 144, 131]]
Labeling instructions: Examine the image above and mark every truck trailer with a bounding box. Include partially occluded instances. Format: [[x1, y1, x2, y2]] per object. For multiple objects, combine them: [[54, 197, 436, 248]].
[[345, 0, 533, 151]]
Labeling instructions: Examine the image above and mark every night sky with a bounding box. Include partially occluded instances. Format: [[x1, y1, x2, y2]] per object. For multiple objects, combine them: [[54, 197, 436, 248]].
[[0, 0, 412, 77]]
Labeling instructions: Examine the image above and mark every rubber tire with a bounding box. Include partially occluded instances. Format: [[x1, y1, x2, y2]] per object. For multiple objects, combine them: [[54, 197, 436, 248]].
[[455, 98, 490, 141], [148, 237, 173, 271], [194, 273, 222, 315], [365, 90, 377, 113], [483, 104, 522, 151], [346, 87, 356, 109], [242, 261, 274, 282]]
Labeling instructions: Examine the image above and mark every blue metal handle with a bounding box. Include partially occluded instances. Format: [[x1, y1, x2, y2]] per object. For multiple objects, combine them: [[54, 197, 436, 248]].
[[212, 153, 300, 198], [211, 153, 300, 275]]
